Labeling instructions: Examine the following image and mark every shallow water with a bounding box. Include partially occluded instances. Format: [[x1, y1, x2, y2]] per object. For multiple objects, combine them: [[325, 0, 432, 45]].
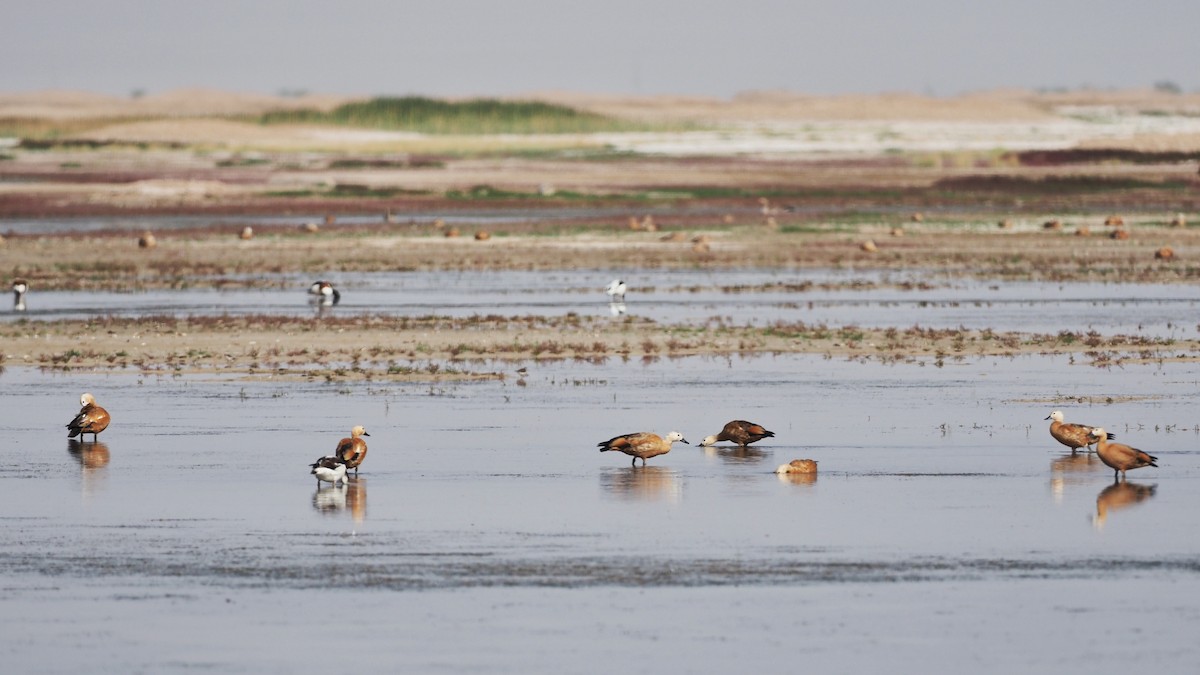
[[6, 269, 1199, 339], [2, 352, 1198, 672]]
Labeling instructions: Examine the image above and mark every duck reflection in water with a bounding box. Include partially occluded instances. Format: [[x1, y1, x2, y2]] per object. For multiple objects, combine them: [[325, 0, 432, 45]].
[[600, 466, 681, 503], [312, 478, 367, 522], [67, 439, 110, 470], [608, 301, 627, 317], [703, 444, 769, 465], [1093, 481, 1156, 530], [1049, 452, 1106, 503]]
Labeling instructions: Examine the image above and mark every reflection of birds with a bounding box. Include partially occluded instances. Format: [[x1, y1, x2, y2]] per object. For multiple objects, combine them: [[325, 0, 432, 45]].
[[66, 393, 110, 441], [598, 431, 688, 467], [1094, 481, 1156, 529], [1046, 410, 1113, 453], [1089, 428, 1158, 480], [346, 478, 367, 523], [310, 456, 349, 487], [68, 439, 111, 469], [608, 301, 627, 317], [700, 420, 775, 447], [307, 280, 341, 306], [1049, 452, 1106, 502], [775, 459, 817, 475], [335, 425, 370, 474], [605, 279, 627, 302], [599, 466, 681, 502], [704, 445, 768, 464], [12, 278, 27, 311], [313, 484, 348, 513]]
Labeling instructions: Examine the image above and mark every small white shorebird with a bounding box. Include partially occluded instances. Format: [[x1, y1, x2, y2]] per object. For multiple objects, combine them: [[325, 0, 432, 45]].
[[310, 456, 349, 487], [605, 279, 627, 302], [307, 280, 341, 306]]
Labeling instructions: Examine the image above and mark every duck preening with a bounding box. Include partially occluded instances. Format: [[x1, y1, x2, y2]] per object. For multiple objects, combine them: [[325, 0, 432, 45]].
[[598, 431, 688, 467], [66, 393, 110, 442]]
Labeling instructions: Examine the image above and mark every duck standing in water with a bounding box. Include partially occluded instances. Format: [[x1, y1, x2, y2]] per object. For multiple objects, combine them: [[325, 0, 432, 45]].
[[310, 456, 349, 487], [1089, 428, 1158, 481], [598, 431, 688, 467], [1046, 410, 1113, 453], [335, 425, 370, 474], [66, 393, 110, 442]]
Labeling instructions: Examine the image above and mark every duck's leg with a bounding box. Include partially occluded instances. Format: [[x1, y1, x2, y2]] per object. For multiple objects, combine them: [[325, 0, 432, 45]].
[[631, 456, 637, 467]]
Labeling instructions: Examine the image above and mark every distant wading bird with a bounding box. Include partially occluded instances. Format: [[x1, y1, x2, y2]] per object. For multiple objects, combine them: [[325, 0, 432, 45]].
[[1046, 410, 1113, 453], [699, 420, 775, 447], [12, 278, 28, 311], [66, 393, 110, 442], [598, 431, 688, 467], [1088, 428, 1158, 481], [335, 425, 370, 474], [605, 279, 627, 302], [308, 280, 341, 306]]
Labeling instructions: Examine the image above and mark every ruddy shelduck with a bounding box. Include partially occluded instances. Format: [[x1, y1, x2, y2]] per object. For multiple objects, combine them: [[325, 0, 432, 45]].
[[598, 431, 688, 467], [775, 459, 817, 475], [1046, 410, 1113, 453], [335, 425, 370, 474], [700, 420, 775, 447], [66, 393, 110, 441], [1088, 428, 1158, 481]]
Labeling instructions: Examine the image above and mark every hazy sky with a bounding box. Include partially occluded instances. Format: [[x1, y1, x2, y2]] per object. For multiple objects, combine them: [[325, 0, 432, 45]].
[[6, 0, 1199, 98]]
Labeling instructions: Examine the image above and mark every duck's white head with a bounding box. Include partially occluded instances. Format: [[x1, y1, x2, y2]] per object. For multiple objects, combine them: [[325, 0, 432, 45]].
[[80, 393, 96, 406], [1046, 410, 1064, 423], [699, 435, 718, 447], [774, 463, 793, 474], [665, 431, 688, 445], [1089, 427, 1107, 441], [352, 425, 369, 438]]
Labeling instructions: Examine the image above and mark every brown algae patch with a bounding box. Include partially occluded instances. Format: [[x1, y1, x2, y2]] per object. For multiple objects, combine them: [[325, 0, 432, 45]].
[[2, 314, 1196, 378]]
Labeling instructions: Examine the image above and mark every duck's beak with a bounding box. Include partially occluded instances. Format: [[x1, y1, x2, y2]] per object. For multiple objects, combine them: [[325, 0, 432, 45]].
[[363, 432, 371, 436], [681, 439, 690, 445], [1044, 414, 1052, 420]]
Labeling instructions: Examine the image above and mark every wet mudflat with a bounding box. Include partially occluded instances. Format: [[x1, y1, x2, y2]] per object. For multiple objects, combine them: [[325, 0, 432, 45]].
[[1, 352, 1198, 673], [7, 268, 1199, 340]]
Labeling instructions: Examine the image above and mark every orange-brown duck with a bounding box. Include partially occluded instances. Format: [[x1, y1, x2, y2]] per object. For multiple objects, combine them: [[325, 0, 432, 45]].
[[700, 420, 775, 447], [66, 393, 110, 442], [598, 431, 687, 467], [1089, 428, 1158, 481], [1046, 410, 1112, 453], [335, 425, 370, 474]]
